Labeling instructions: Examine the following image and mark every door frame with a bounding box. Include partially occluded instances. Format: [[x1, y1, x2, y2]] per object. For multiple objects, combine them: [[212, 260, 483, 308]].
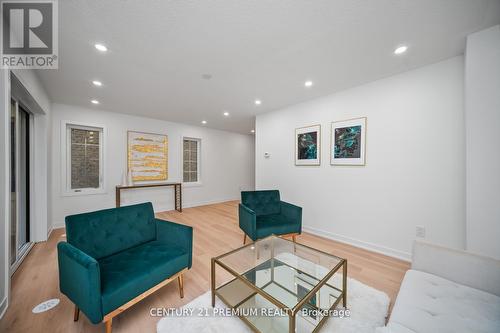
[[9, 98, 35, 275]]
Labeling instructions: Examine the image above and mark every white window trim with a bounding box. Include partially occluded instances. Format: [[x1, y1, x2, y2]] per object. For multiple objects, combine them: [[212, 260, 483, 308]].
[[181, 136, 202, 187], [60, 120, 107, 196]]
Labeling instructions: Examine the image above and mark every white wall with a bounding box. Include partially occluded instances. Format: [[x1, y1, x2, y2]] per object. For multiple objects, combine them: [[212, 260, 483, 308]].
[[465, 25, 500, 260], [50, 104, 255, 227], [256, 57, 465, 260], [0, 69, 9, 318]]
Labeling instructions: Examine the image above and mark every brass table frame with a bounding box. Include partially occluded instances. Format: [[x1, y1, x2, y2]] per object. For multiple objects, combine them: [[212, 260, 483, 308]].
[[115, 182, 182, 212], [211, 235, 347, 333]]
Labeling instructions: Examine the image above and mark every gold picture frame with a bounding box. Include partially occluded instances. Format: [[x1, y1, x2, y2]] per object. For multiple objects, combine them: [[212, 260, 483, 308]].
[[330, 117, 366, 166], [295, 124, 321, 166]]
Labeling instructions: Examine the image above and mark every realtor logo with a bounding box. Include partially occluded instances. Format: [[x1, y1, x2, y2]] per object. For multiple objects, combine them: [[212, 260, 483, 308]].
[[1, 0, 58, 68]]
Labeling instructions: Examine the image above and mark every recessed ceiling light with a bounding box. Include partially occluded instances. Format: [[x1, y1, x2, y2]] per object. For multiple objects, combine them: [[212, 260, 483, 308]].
[[94, 43, 108, 52], [92, 80, 102, 87], [201, 120, 207, 124], [91, 99, 99, 104], [394, 45, 408, 55], [255, 100, 262, 105], [223, 111, 229, 116], [304, 81, 313, 87], [251, 129, 255, 133]]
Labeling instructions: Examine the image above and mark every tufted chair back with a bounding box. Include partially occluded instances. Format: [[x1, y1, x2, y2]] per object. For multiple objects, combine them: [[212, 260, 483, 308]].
[[241, 190, 281, 216], [65, 202, 156, 259]]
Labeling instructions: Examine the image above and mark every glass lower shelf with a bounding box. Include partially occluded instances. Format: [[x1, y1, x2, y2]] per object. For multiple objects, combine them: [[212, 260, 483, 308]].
[[215, 261, 343, 333]]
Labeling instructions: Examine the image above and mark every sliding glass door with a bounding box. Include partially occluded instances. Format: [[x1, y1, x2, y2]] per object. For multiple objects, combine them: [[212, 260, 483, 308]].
[[10, 99, 33, 271]]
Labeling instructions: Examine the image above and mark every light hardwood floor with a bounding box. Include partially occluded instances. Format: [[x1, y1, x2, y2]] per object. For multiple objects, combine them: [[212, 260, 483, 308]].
[[0, 201, 409, 332]]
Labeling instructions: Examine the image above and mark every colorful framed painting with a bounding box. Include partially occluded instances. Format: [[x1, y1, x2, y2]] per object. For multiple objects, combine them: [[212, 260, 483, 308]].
[[295, 125, 321, 166], [331, 117, 366, 166], [127, 131, 168, 181]]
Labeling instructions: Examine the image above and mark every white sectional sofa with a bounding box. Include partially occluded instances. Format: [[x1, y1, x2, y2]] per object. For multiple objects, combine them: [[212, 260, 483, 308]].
[[378, 241, 500, 333]]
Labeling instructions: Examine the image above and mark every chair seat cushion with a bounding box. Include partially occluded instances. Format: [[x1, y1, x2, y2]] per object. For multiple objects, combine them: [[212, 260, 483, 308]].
[[99, 240, 189, 315], [256, 214, 299, 239]]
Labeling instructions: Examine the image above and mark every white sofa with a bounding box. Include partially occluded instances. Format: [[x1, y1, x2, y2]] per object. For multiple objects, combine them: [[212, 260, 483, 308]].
[[378, 241, 500, 333]]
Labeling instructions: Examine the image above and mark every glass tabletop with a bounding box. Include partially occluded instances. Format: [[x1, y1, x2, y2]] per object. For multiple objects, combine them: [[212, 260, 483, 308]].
[[215, 235, 344, 311]]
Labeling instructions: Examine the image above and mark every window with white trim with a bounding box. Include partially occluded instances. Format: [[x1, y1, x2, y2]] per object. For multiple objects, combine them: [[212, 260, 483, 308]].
[[183, 138, 201, 183], [63, 122, 105, 195]]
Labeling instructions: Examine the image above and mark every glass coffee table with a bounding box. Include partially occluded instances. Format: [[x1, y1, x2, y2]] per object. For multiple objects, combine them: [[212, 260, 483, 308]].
[[211, 235, 347, 333]]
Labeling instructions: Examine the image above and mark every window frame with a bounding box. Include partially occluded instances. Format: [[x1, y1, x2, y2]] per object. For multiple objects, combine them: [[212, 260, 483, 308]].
[[61, 120, 107, 196], [182, 137, 202, 187]]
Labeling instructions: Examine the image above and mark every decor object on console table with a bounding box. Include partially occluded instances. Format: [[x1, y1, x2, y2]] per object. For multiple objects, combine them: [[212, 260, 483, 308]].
[[128, 130, 168, 181], [127, 170, 133, 186], [57, 202, 192, 333], [239, 190, 302, 244], [121, 171, 128, 186], [295, 124, 321, 165], [331, 117, 366, 166]]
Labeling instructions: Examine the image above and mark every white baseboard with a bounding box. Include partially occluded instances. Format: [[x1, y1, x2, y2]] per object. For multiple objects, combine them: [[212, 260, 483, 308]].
[[50, 198, 239, 230], [181, 197, 238, 209], [302, 226, 411, 262], [52, 222, 65, 230], [152, 197, 237, 212], [0, 296, 7, 320], [50, 202, 411, 261]]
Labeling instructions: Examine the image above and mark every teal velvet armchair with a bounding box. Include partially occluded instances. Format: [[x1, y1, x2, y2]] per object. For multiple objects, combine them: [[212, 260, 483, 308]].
[[57, 202, 193, 333], [239, 190, 302, 244]]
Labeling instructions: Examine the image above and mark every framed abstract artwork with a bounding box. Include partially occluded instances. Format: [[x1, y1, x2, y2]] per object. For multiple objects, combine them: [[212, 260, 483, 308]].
[[330, 117, 366, 166], [127, 131, 168, 181], [295, 125, 321, 166]]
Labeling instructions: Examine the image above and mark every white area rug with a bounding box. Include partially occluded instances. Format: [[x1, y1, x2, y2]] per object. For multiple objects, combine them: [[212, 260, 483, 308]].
[[157, 277, 389, 333]]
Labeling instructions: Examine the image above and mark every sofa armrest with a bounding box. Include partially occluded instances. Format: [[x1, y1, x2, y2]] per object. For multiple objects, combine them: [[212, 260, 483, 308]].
[[155, 219, 193, 269], [280, 201, 302, 232], [412, 240, 500, 296], [239, 204, 257, 240], [57, 242, 102, 324]]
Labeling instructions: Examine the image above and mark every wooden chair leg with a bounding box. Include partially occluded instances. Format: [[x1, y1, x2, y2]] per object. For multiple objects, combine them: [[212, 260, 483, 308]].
[[178, 274, 184, 298], [292, 235, 296, 243], [73, 305, 80, 322], [105, 319, 112, 333], [243, 234, 247, 245]]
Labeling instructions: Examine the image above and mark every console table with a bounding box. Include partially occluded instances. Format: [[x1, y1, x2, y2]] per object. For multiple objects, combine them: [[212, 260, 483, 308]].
[[115, 182, 182, 212]]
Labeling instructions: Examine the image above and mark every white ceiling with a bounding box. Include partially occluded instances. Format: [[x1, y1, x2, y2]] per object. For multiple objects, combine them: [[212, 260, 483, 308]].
[[37, 0, 500, 134]]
